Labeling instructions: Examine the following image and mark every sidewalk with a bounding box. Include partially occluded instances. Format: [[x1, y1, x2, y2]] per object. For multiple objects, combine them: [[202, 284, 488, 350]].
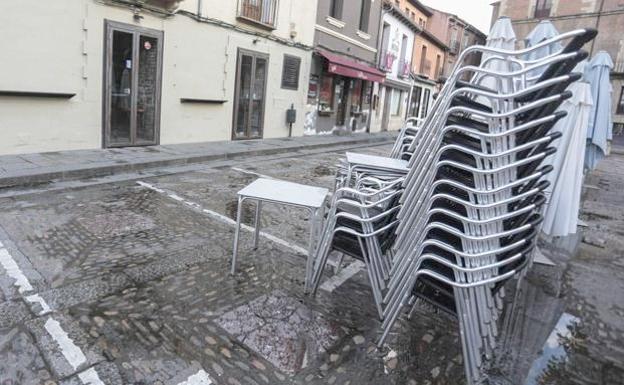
[[0, 132, 396, 188]]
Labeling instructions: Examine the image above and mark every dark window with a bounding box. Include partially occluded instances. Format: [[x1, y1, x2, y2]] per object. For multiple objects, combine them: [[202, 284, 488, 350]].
[[409, 86, 422, 117], [419, 45, 428, 74], [617, 86, 624, 114], [359, 0, 371, 31], [329, 0, 343, 19], [421, 89, 431, 118], [435, 54, 441, 78], [281, 55, 301, 90], [534, 0, 552, 18]]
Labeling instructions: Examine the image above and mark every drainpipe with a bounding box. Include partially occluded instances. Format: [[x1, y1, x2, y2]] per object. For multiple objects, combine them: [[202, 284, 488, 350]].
[[197, 0, 202, 17]]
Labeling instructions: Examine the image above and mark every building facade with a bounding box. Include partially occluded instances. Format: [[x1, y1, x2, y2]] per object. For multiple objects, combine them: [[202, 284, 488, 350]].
[[491, 0, 624, 132], [372, 1, 419, 131], [0, 0, 318, 155], [428, 9, 486, 79], [401, 0, 450, 120], [306, 0, 384, 133]]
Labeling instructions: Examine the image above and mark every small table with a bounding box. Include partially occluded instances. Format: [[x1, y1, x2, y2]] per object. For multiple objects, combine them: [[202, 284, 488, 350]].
[[345, 152, 410, 172], [230, 178, 329, 292]]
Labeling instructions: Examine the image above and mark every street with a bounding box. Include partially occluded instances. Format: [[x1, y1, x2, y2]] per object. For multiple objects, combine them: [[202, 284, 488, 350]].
[[1, 141, 623, 385]]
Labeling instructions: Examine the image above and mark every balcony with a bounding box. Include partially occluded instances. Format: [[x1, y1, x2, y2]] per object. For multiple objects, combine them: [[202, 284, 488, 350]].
[[398, 60, 411, 79], [124, 0, 185, 11], [238, 0, 278, 29], [380, 50, 397, 72]]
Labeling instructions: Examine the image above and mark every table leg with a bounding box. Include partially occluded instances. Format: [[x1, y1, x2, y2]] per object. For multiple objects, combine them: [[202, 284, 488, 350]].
[[230, 196, 244, 275], [253, 200, 262, 249], [305, 208, 319, 293]]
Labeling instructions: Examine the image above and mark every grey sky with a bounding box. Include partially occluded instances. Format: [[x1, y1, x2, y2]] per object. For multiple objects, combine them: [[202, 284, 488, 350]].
[[420, 0, 494, 34]]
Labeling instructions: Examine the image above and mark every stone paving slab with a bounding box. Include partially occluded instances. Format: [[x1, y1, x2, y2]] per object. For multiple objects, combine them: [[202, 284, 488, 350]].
[[0, 326, 54, 384], [0, 143, 623, 384], [0, 133, 396, 188]]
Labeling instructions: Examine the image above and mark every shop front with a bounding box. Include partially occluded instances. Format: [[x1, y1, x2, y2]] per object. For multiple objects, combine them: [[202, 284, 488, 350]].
[[308, 50, 385, 133], [408, 77, 436, 121]]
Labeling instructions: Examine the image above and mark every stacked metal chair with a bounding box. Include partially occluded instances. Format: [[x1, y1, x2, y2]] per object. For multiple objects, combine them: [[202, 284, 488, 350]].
[[333, 117, 420, 190], [309, 28, 597, 385], [379, 28, 597, 384]]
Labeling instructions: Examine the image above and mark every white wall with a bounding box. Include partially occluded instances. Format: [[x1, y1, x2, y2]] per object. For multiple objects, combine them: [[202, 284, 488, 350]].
[[372, 12, 415, 132], [0, 0, 316, 155], [382, 12, 415, 83], [191, 0, 317, 47]]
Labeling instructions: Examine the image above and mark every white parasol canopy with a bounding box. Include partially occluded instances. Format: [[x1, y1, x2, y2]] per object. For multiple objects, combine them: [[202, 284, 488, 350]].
[[476, 17, 517, 101], [524, 20, 563, 79], [584, 51, 614, 170], [542, 80, 593, 236]]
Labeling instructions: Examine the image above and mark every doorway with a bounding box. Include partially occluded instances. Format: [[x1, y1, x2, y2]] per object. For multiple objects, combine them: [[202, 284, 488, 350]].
[[103, 21, 163, 148], [233, 49, 269, 140], [334, 77, 349, 127]]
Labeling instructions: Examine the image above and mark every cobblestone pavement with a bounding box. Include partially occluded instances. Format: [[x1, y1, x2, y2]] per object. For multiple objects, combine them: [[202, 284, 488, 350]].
[[0, 143, 623, 385]]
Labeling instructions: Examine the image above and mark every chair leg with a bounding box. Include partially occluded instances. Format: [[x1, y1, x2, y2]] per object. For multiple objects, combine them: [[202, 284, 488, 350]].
[[253, 200, 262, 249], [230, 196, 244, 275], [305, 208, 319, 293], [310, 222, 336, 296]]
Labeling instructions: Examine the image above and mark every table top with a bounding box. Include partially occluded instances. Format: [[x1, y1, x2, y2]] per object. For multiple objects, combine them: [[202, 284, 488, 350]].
[[238, 178, 329, 208], [346, 152, 409, 171]]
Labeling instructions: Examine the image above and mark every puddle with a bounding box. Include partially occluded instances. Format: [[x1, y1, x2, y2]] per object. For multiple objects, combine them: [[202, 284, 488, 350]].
[[524, 312, 585, 385], [215, 290, 346, 374]]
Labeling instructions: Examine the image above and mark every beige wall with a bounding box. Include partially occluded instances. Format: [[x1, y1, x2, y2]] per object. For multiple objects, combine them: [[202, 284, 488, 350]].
[[412, 35, 445, 79], [187, 0, 316, 46], [0, 0, 316, 155], [394, 0, 430, 27]]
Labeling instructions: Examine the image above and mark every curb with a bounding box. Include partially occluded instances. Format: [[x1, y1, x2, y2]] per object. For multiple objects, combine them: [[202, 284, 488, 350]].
[[0, 134, 395, 189]]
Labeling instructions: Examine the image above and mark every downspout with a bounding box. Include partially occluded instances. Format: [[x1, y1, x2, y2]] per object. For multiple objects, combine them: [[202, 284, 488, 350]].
[[197, 0, 202, 17]]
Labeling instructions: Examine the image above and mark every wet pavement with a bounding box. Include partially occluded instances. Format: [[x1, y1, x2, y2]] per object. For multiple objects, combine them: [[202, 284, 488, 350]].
[[0, 142, 623, 385]]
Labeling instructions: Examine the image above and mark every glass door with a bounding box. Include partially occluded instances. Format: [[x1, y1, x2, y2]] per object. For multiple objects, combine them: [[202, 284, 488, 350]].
[[109, 30, 133, 145], [104, 21, 163, 148], [233, 50, 269, 140]]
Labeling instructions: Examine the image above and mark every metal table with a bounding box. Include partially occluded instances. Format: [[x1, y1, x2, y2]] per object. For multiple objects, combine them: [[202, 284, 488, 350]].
[[230, 178, 329, 292]]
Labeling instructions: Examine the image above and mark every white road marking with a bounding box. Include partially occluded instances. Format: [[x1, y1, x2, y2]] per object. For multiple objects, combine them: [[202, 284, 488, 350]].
[[320, 261, 365, 292], [78, 367, 106, 385], [0, 242, 105, 384], [177, 369, 213, 385], [44, 317, 87, 369], [0, 245, 34, 293], [25, 293, 52, 315], [230, 167, 275, 180]]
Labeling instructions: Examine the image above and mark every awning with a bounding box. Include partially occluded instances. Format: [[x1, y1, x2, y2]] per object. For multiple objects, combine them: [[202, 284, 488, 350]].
[[318, 51, 385, 83]]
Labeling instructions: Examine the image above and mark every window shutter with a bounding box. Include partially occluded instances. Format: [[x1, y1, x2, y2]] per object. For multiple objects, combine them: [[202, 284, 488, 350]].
[[281, 55, 301, 90]]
